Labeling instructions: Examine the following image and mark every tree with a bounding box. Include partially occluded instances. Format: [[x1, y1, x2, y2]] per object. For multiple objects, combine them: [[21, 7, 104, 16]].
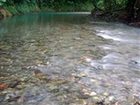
[[0, 0, 6, 6], [126, 0, 140, 21]]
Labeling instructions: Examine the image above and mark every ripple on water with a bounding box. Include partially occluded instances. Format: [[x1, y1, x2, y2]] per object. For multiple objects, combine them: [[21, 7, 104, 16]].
[[0, 13, 140, 105]]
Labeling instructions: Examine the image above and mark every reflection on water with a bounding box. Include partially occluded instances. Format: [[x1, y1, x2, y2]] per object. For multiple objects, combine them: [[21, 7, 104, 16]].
[[0, 12, 140, 105]]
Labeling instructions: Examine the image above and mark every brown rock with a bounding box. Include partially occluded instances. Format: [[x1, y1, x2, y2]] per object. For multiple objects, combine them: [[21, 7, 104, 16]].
[[0, 83, 8, 90]]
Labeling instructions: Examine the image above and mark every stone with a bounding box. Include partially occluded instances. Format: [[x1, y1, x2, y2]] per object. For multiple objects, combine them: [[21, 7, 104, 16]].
[[108, 96, 114, 101], [103, 92, 109, 96], [92, 96, 100, 101], [89, 92, 97, 96]]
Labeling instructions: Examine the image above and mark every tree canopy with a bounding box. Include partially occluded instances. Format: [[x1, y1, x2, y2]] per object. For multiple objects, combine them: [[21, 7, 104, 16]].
[[0, 0, 140, 21]]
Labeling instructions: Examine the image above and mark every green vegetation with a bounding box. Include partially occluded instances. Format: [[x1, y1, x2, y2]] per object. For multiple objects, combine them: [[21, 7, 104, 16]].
[[0, 0, 94, 14], [0, 0, 131, 13], [92, 0, 127, 12], [0, 0, 140, 22]]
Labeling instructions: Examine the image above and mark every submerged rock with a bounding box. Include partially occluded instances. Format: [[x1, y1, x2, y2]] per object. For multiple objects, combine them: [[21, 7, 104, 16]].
[[0, 83, 8, 90], [5, 92, 21, 102], [8, 80, 20, 88], [33, 69, 49, 81]]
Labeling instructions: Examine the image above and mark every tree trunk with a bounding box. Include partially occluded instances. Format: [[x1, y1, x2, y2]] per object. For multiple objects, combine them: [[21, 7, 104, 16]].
[[126, 0, 136, 21]]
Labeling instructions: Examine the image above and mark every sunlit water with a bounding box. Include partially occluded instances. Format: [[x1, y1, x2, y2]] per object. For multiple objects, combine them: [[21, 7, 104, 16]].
[[0, 12, 140, 105]]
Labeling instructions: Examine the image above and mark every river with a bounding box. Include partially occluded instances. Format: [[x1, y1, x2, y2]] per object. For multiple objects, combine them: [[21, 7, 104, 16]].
[[0, 12, 140, 105]]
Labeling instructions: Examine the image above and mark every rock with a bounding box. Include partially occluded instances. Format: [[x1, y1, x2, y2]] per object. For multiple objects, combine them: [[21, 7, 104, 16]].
[[0, 96, 4, 102], [49, 79, 68, 85], [82, 89, 97, 97], [103, 92, 109, 96], [93, 96, 100, 101], [134, 101, 140, 105], [78, 99, 87, 105], [73, 37, 81, 41], [48, 85, 59, 93], [89, 92, 97, 96], [20, 77, 28, 82], [33, 69, 49, 81], [38, 97, 58, 105], [79, 73, 87, 77], [108, 96, 114, 101], [82, 89, 88, 92], [104, 96, 115, 104], [78, 92, 91, 99], [90, 79, 97, 82], [0, 83, 8, 90], [16, 85, 24, 90], [85, 58, 92, 62], [8, 80, 20, 88], [96, 100, 105, 105], [5, 92, 20, 102]]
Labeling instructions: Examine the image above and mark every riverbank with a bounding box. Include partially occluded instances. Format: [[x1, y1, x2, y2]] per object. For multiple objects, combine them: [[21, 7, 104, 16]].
[[0, 4, 41, 20], [0, 1, 93, 20], [91, 10, 140, 27], [0, 7, 12, 19]]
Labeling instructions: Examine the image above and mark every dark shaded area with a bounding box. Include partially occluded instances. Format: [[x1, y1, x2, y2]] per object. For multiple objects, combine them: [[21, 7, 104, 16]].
[[91, 0, 140, 27]]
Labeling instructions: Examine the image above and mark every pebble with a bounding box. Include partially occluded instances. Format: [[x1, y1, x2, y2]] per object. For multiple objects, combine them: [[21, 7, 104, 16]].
[[48, 85, 58, 90], [79, 73, 87, 77], [108, 96, 114, 101], [20, 77, 28, 82], [82, 89, 88, 92], [5, 92, 20, 102], [89, 92, 97, 96], [16, 85, 24, 89], [78, 99, 87, 105], [1, 88, 13, 94], [93, 96, 99, 100], [90, 79, 97, 82], [85, 57, 92, 62], [8, 81, 20, 88], [103, 92, 109, 96]]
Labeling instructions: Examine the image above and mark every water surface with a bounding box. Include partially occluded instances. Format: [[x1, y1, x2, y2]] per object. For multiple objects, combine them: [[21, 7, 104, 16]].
[[0, 12, 140, 105]]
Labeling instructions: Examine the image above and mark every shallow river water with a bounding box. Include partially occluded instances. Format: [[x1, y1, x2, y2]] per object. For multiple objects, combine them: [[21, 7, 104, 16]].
[[0, 12, 140, 105]]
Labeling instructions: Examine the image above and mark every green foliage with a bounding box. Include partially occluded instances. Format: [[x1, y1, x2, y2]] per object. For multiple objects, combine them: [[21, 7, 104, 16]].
[[0, 0, 135, 15], [0, 0, 6, 6], [92, 0, 128, 12]]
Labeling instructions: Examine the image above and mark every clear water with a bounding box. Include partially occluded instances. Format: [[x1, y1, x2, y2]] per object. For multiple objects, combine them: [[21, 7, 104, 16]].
[[0, 12, 140, 105]]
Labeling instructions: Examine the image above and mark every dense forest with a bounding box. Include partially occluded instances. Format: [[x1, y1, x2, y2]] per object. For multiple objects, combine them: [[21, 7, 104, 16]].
[[0, 0, 140, 23]]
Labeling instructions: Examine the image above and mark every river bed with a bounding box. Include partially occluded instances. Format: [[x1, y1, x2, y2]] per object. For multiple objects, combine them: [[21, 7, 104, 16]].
[[0, 12, 140, 105]]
